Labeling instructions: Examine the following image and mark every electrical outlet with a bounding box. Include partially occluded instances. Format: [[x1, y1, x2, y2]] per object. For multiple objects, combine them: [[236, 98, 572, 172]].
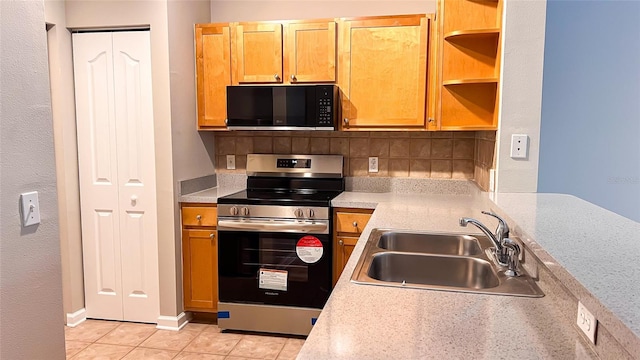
[[510, 134, 529, 159], [226, 155, 236, 170], [368, 157, 378, 173], [576, 301, 597, 344]]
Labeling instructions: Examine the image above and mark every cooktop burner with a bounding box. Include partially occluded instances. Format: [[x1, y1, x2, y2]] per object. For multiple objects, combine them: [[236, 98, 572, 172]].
[[217, 189, 343, 207], [217, 154, 345, 207]]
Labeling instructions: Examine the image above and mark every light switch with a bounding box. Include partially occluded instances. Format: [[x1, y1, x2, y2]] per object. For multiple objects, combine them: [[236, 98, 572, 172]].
[[20, 191, 41, 227]]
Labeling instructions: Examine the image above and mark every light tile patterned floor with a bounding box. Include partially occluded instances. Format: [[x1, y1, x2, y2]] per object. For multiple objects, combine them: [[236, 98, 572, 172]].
[[65, 320, 305, 360]]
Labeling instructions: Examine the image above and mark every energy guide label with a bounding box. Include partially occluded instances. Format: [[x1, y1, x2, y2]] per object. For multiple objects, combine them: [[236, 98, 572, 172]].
[[259, 269, 288, 291], [296, 235, 324, 264]]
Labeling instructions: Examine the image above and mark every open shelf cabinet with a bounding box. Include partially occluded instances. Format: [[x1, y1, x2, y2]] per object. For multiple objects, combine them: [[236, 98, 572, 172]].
[[437, 0, 503, 130]]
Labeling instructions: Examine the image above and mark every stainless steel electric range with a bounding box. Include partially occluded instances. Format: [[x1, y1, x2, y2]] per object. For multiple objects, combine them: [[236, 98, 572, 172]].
[[216, 154, 344, 336]]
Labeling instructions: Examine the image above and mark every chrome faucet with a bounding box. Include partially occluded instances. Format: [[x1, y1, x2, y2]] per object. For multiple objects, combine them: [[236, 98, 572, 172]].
[[459, 211, 517, 274]]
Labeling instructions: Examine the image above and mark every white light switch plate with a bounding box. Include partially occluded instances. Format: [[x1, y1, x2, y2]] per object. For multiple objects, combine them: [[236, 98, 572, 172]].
[[20, 191, 41, 227], [576, 301, 597, 344], [226, 155, 236, 170], [368, 157, 378, 173]]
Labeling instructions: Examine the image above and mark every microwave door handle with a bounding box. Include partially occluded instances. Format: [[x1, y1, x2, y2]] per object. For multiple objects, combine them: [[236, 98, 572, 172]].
[[217, 219, 328, 232]]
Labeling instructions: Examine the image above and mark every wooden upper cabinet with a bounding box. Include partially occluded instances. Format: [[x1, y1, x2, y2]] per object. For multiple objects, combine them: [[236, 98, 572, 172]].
[[195, 24, 231, 130], [233, 23, 283, 84], [338, 15, 431, 130], [436, 0, 503, 130], [284, 21, 336, 83]]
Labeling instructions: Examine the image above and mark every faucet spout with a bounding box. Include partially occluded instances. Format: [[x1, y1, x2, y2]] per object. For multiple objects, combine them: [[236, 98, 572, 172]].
[[459, 217, 502, 251]]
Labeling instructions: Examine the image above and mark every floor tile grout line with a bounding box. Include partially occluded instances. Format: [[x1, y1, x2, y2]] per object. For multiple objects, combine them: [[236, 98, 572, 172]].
[[66, 320, 303, 359]]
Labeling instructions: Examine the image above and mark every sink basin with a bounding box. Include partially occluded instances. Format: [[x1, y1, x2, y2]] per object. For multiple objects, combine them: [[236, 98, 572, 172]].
[[367, 253, 499, 289], [351, 228, 544, 297], [377, 232, 482, 256]]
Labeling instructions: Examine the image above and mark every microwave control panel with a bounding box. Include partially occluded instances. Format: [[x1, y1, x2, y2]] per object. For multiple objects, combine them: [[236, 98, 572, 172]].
[[316, 86, 336, 127]]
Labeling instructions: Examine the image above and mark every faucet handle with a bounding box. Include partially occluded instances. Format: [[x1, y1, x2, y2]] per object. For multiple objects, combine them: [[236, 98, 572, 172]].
[[502, 238, 521, 277], [481, 211, 510, 239]]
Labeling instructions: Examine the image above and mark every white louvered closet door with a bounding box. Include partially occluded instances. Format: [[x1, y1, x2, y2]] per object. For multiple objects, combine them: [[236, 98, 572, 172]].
[[73, 31, 159, 323]]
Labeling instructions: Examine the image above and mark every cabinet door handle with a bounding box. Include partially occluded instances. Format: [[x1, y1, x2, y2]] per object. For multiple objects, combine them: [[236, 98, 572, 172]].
[[290, 74, 296, 81], [343, 118, 349, 125], [353, 221, 358, 228], [338, 239, 344, 246], [428, 117, 435, 123], [274, 74, 280, 81], [209, 233, 215, 239], [196, 215, 202, 221]]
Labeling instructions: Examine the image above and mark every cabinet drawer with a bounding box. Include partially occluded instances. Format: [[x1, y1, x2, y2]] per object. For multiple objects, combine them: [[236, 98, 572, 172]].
[[182, 206, 218, 227], [335, 212, 371, 234]]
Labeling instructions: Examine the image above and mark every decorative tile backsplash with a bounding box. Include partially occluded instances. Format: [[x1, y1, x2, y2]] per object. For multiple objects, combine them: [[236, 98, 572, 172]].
[[215, 130, 496, 189], [474, 131, 496, 191]]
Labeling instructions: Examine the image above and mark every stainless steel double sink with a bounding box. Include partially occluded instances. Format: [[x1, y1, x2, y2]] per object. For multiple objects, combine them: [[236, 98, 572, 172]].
[[351, 229, 544, 297]]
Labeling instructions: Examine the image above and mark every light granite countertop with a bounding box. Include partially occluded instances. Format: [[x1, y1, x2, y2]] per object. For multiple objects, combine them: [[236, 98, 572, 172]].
[[179, 178, 637, 358], [298, 192, 605, 359]]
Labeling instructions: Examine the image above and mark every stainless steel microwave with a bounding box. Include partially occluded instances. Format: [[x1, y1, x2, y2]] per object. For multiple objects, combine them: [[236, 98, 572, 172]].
[[225, 85, 338, 130]]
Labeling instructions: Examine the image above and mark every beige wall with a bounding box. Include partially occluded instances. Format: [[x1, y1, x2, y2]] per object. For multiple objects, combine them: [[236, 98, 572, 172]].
[[167, 0, 213, 312], [44, 0, 85, 323], [0, 0, 66, 357], [210, 0, 436, 22], [65, 0, 180, 317], [495, 0, 547, 192]]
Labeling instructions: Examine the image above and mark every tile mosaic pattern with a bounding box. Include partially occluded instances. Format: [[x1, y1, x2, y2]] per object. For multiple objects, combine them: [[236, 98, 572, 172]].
[[474, 131, 496, 191], [214, 131, 495, 183], [65, 320, 304, 360]]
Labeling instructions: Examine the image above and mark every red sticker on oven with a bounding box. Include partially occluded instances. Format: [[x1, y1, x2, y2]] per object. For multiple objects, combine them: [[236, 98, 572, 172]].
[[296, 236, 324, 264]]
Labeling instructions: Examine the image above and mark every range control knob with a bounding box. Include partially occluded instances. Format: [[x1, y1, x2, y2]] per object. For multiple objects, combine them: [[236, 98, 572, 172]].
[[294, 208, 304, 218], [241, 207, 250, 216], [230, 206, 239, 216], [306, 208, 315, 218]]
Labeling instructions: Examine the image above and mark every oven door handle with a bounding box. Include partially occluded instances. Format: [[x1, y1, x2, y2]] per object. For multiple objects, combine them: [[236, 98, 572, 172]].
[[217, 219, 328, 233]]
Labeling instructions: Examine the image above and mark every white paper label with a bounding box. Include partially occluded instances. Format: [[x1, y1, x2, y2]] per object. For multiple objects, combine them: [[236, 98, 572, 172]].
[[259, 268, 287, 291], [296, 235, 324, 264]]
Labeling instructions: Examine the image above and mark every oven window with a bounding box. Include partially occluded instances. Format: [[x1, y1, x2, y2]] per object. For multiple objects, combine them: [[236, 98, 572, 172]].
[[244, 237, 308, 282], [218, 230, 332, 308]]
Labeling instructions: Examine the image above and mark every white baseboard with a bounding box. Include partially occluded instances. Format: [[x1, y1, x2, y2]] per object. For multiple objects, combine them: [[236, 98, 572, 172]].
[[66, 308, 87, 327], [156, 312, 188, 331]]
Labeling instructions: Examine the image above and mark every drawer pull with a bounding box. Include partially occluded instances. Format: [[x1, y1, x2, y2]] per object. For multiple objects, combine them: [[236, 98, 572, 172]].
[[353, 221, 358, 227], [338, 239, 344, 246], [196, 215, 202, 221], [209, 233, 215, 239]]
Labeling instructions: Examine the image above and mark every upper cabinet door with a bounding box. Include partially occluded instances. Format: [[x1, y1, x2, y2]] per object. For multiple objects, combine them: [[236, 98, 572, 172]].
[[284, 21, 336, 83], [195, 24, 231, 130], [233, 23, 283, 84], [339, 15, 430, 130]]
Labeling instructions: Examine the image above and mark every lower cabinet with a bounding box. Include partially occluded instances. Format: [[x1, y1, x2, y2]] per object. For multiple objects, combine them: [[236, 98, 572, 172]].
[[333, 208, 373, 286], [181, 204, 218, 312]]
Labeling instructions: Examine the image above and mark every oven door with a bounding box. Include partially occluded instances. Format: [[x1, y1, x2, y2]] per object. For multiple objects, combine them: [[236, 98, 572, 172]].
[[218, 230, 332, 309]]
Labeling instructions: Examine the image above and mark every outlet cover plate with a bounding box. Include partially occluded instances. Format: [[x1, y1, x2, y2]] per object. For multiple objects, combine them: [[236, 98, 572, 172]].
[[20, 191, 41, 227], [226, 155, 236, 170], [368, 157, 378, 173], [510, 134, 529, 159], [576, 301, 597, 344]]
